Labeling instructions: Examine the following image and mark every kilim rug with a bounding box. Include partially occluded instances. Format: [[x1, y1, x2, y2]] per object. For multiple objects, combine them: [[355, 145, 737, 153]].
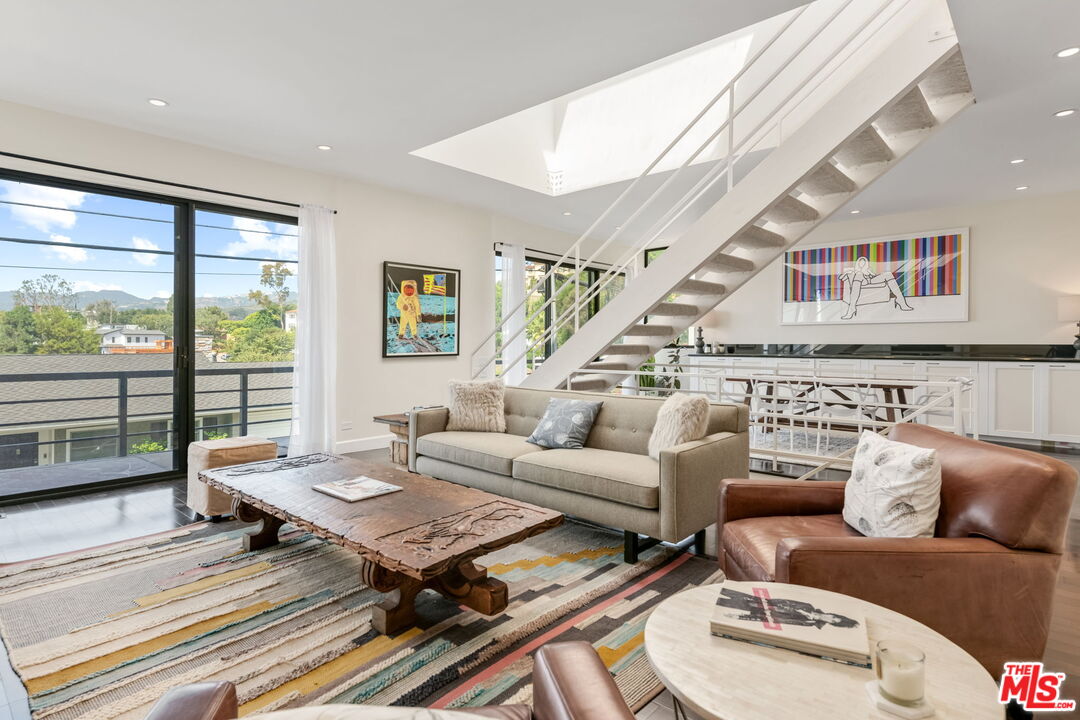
[[0, 519, 722, 720]]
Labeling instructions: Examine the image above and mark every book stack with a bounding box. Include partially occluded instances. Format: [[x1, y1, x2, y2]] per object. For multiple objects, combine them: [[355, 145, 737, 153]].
[[709, 581, 871, 668], [313, 476, 402, 502]]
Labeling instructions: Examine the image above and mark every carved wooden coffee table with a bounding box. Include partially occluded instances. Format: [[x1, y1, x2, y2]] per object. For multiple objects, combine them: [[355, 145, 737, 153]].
[[200, 453, 563, 634]]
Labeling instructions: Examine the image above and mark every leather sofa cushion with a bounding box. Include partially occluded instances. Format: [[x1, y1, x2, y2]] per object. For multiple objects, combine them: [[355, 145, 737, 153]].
[[722, 514, 860, 580], [416, 432, 543, 476], [513, 448, 659, 509]]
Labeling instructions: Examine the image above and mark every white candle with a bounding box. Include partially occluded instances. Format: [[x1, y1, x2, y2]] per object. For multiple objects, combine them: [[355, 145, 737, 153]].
[[876, 640, 926, 706]]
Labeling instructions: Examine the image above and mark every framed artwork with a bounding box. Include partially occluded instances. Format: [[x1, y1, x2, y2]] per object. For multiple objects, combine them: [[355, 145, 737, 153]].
[[383, 261, 460, 357], [780, 227, 969, 325]]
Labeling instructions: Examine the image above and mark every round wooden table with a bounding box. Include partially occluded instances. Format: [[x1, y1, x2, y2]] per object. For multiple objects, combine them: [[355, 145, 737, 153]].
[[644, 583, 1003, 720]]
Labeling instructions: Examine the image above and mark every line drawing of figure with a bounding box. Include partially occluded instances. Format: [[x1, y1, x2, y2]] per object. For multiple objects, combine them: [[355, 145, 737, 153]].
[[837, 256, 914, 320], [396, 279, 422, 339], [715, 587, 859, 630]]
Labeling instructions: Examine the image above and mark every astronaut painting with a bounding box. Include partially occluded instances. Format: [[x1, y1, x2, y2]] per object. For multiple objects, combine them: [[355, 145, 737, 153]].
[[383, 261, 460, 357]]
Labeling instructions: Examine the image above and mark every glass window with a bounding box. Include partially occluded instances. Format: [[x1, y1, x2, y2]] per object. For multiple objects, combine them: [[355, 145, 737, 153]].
[[644, 247, 690, 346]]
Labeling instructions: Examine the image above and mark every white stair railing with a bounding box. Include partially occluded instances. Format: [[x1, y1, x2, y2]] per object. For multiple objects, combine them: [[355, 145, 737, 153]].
[[473, 0, 906, 380]]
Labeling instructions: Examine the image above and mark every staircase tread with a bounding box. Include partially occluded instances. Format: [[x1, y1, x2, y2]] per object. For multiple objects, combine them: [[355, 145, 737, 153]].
[[704, 252, 755, 273], [875, 87, 936, 135], [624, 324, 676, 336], [677, 279, 727, 295], [731, 225, 786, 249], [798, 162, 857, 197], [650, 302, 699, 316], [920, 50, 972, 100], [763, 194, 820, 224], [834, 126, 894, 167]]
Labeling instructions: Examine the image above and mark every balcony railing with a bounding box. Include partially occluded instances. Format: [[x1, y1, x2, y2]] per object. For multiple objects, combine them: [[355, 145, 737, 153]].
[[0, 364, 293, 496]]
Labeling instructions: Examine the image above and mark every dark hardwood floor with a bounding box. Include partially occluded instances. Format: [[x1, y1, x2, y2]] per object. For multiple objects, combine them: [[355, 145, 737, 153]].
[[0, 449, 1077, 720]]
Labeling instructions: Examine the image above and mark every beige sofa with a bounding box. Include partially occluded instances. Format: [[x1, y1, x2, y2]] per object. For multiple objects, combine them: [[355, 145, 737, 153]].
[[409, 386, 749, 562]]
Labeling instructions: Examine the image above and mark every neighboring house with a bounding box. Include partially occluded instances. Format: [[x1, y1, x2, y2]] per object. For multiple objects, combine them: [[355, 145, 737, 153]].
[[284, 310, 297, 332], [96, 325, 169, 354]]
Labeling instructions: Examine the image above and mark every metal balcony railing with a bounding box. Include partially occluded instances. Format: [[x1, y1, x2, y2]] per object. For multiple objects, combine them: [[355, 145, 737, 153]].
[[0, 365, 293, 471]]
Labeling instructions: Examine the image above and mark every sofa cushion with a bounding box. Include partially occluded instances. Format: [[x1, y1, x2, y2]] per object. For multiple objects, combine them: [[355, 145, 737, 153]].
[[722, 514, 859, 581], [513, 448, 659, 509], [416, 432, 542, 476]]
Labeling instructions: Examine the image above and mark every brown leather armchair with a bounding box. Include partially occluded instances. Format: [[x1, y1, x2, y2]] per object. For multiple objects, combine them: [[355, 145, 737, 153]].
[[144, 641, 634, 720], [717, 424, 1077, 679]]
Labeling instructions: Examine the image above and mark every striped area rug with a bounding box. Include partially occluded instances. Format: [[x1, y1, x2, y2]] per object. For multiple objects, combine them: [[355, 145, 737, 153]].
[[0, 520, 721, 720]]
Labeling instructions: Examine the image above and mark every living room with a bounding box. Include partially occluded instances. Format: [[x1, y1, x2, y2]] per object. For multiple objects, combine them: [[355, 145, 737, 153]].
[[0, 1, 1078, 719]]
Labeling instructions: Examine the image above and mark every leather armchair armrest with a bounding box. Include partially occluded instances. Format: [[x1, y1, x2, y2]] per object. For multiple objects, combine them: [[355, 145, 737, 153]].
[[533, 641, 634, 720], [145, 682, 237, 720], [775, 536, 1061, 677], [659, 431, 749, 542], [718, 478, 846, 527], [408, 407, 449, 472]]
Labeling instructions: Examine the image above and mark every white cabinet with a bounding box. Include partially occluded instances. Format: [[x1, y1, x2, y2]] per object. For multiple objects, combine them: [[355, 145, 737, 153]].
[[815, 358, 862, 376], [985, 363, 1040, 439], [1043, 363, 1080, 442]]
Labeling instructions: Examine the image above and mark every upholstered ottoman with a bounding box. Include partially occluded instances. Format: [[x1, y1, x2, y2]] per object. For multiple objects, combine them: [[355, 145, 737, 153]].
[[187, 436, 278, 518]]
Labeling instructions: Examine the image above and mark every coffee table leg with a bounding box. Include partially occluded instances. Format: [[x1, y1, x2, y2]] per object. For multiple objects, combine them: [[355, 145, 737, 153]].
[[431, 560, 509, 617], [370, 578, 423, 635], [232, 499, 284, 551]]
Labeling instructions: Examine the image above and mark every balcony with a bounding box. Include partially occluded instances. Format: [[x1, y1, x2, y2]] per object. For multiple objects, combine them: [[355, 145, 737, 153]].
[[0, 353, 292, 501]]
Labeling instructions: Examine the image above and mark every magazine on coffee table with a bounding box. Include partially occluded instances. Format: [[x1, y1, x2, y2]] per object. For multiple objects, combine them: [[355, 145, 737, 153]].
[[709, 581, 871, 667], [313, 476, 402, 502]]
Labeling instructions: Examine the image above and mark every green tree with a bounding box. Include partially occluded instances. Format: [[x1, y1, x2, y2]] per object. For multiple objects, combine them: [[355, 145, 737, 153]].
[[223, 310, 295, 362], [130, 310, 173, 335], [0, 306, 40, 354], [14, 274, 78, 311], [85, 299, 117, 326], [195, 306, 229, 349], [248, 262, 293, 329], [34, 307, 99, 354]]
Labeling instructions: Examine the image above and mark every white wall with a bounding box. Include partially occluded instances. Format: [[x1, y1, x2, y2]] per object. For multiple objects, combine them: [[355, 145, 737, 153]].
[[704, 189, 1080, 346], [0, 100, 583, 451]]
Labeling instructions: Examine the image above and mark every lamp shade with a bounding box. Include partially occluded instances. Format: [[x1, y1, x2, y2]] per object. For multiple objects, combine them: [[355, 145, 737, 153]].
[[1058, 295, 1080, 322]]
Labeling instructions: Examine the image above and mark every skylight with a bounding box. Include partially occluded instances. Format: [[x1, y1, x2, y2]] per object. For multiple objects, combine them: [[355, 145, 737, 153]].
[[412, 11, 795, 196]]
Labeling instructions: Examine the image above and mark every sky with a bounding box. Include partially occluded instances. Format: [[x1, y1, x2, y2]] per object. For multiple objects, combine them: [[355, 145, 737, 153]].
[[0, 178, 298, 303]]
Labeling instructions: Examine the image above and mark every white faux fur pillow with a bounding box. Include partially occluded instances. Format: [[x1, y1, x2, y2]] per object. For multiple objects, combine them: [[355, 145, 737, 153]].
[[648, 393, 710, 459], [446, 379, 506, 433], [843, 430, 942, 538]]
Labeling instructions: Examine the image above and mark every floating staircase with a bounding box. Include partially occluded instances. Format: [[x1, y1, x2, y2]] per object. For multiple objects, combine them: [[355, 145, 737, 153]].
[[473, 0, 975, 392]]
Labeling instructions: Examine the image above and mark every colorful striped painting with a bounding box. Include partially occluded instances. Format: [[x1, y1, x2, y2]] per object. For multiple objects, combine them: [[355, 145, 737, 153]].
[[783, 233, 963, 303]]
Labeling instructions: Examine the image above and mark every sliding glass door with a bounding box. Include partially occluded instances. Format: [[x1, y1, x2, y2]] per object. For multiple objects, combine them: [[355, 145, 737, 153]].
[[0, 169, 298, 501]]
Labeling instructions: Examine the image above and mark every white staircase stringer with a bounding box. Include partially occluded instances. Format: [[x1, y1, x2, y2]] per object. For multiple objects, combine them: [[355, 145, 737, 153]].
[[523, 0, 963, 391]]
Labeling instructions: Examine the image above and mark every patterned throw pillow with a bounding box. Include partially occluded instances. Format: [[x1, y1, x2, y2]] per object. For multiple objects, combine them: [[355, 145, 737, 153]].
[[446, 379, 506, 433], [843, 430, 942, 538], [526, 398, 604, 449], [648, 393, 710, 459]]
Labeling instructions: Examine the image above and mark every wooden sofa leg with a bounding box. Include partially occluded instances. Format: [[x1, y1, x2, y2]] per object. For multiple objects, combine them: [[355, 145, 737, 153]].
[[623, 532, 661, 563], [693, 529, 706, 556]]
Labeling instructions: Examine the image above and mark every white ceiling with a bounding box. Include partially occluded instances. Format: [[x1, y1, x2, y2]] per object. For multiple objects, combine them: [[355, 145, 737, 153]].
[[1, 0, 1078, 238]]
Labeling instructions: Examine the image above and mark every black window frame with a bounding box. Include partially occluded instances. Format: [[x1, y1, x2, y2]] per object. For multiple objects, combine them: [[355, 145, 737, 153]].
[[0, 166, 298, 501]]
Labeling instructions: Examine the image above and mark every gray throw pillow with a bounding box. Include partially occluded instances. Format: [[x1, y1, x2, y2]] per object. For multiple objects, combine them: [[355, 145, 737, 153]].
[[527, 398, 603, 449]]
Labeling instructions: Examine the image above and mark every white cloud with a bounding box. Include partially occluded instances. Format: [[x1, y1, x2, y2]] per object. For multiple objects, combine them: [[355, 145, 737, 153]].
[[152, 290, 172, 298], [73, 281, 121, 292], [131, 236, 161, 266], [223, 217, 298, 260], [44, 234, 89, 263], [0, 181, 87, 233]]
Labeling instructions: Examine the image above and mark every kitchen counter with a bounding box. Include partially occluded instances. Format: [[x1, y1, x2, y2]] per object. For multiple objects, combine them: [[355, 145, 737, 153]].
[[684, 344, 1078, 363]]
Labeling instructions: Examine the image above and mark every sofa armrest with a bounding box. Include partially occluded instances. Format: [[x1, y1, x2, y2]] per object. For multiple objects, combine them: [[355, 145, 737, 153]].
[[718, 478, 846, 527], [408, 407, 449, 472], [145, 682, 237, 720], [533, 641, 634, 720], [658, 430, 749, 543], [776, 536, 1062, 676]]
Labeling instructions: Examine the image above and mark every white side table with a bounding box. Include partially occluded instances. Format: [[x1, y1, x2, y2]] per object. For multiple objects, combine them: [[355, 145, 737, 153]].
[[644, 583, 1003, 720]]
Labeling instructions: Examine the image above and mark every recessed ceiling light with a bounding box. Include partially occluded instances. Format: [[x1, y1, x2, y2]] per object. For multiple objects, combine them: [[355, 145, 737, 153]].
[[1053, 108, 1077, 117], [849, 209, 861, 214], [1056, 47, 1079, 58], [316, 144, 332, 151], [1009, 158, 1025, 164], [1015, 185, 1029, 191], [562, 211, 572, 216], [147, 98, 168, 107]]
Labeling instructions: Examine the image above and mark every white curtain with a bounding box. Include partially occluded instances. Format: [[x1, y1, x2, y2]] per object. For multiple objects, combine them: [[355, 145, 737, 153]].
[[502, 244, 528, 386], [289, 205, 337, 456]]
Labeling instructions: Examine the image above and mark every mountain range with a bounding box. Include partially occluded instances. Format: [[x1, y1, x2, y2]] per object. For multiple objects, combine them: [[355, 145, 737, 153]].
[[0, 289, 259, 314]]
